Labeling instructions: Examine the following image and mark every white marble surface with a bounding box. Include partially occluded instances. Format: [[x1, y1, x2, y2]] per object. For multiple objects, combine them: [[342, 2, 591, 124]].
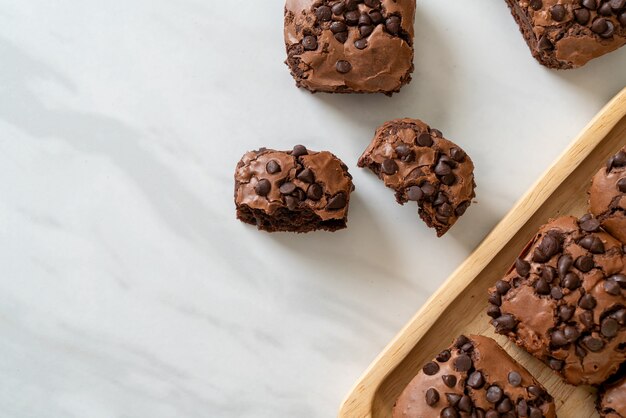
[[1, 0, 625, 417]]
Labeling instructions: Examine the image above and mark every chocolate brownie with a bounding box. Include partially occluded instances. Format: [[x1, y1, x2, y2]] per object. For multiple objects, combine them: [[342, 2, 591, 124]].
[[504, 0, 626, 69], [284, 0, 415, 94], [392, 335, 557, 418], [357, 118, 476, 237], [234, 145, 354, 232], [488, 215, 626, 386], [598, 373, 626, 417], [590, 147, 626, 244]]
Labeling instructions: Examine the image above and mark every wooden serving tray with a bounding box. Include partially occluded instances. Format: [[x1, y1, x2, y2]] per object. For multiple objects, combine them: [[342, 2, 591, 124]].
[[339, 87, 626, 418]]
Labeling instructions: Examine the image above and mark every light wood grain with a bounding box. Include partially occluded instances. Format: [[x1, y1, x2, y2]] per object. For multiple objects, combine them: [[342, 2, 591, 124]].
[[339, 87, 626, 418]]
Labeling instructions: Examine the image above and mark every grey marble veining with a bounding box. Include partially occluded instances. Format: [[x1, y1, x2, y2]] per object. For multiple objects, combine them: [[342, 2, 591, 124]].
[[1, 0, 626, 417]]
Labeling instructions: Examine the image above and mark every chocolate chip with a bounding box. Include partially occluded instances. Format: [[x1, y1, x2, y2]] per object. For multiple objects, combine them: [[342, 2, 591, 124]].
[[416, 132, 433, 147], [285, 195, 297, 210], [559, 305, 575, 321], [437, 349, 452, 362], [459, 395, 473, 413], [497, 398, 512, 413], [535, 278, 550, 295], [527, 385, 543, 398], [456, 201, 471, 216], [599, 2, 613, 15], [515, 258, 531, 277], [602, 318, 620, 337], [583, 0, 598, 9], [395, 144, 414, 162], [517, 400, 528, 416], [605, 279, 622, 296], [487, 304, 501, 318], [297, 168, 314, 183], [542, 266, 557, 283], [551, 330, 568, 347], [354, 39, 368, 50], [441, 407, 459, 418], [486, 386, 503, 403], [454, 354, 472, 372], [508, 371, 522, 386], [423, 361, 440, 375], [344, 0, 358, 11], [302, 35, 317, 50], [558, 254, 573, 278], [450, 147, 466, 162], [294, 187, 306, 201], [279, 182, 297, 195], [292, 144, 308, 157], [562, 272, 581, 290], [435, 160, 452, 176], [592, 17, 609, 34], [485, 411, 499, 418], [327, 193, 347, 210], [406, 186, 423, 202], [564, 325, 579, 342], [551, 4, 566, 21], [426, 387, 439, 406], [530, 0, 543, 10], [316, 5, 332, 21], [307, 184, 323, 201], [461, 343, 474, 354], [446, 393, 462, 406], [381, 158, 398, 175], [359, 25, 374, 37], [265, 160, 281, 175], [575, 256, 594, 272], [583, 336, 604, 352], [438, 203, 454, 217], [579, 294, 597, 310], [529, 407, 543, 418], [468, 371, 485, 389], [551, 287, 563, 300], [494, 314, 517, 332], [385, 16, 401, 35], [433, 192, 447, 206], [364, 0, 381, 7], [336, 60, 352, 74], [612, 309, 626, 325], [334, 32, 348, 43], [576, 344, 587, 358], [369, 10, 383, 24], [496, 280, 512, 295], [574, 8, 591, 24], [439, 375, 456, 389], [331, 2, 346, 15], [537, 35, 553, 50], [611, 0, 626, 8], [601, 20, 615, 38], [580, 310, 595, 328], [455, 335, 471, 348], [330, 21, 347, 34], [618, 178, 626, 193], [358, 13, 372, 26], [421, 182, 436, 197], [619, 12, 626, 27], [549, 358, 564, 370], [254, 179, 271, 196], [489, 292, 502, 307], [345, 10, 360, 26], [610, 274, 626, 288], [579, 235, 605, 253], [533, 233, 560, 262], [430, 129, 443, 137]]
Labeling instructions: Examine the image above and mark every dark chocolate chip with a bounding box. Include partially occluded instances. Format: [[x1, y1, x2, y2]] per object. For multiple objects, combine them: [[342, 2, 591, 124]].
[[331, 2, 346, 15], [336, 60, 352, 74], [619, 12, 626, 27], [454, 354, 472, 372], [579, 235, 605, 254], [385, 16, 401, 35], [580, 310, 595, 328], [456, 201, 471, 216], [533, 233, 560, 262], [433, 192, 447, 206], [604, 279, 622, 296], [559, 305, 575, 321], [508, 371, 522, 386], [612, 309, 626, 325], [344, 0, 358, 11], [294, 188, 306, 202], [297, 168, 314, 183], [459, 395, 473, 413], [307, 184, 323, 201], [395, 143, 412, 158], [440, 173, 456, 186], [279, 182, 297, 195], [369, 10, 383, 24], [327, 193, 347, 210], [487, 304, 501, 318], [292, 144, 308, 157], [583, 0, 598, 9], [517, 400, 528, 416], [437, 349, 452, 362], [421, 182, 436, 197], [551, 330, 568, 347], [515, 258, 531, 277], [558, 254, 573, 278], [254, 179, 271, 196], [430, 129, 443, 137], [284, 195, 297, 211], [601, 20, 616, 38], [610, 0, 626, 8], [564, 325, 579, 342], [406, 186, 423, 202], [562, 272, 581, 290], [359, 25, 374, 37], [599, 2, 613, 15], [316, 5, 332, 21], [575, 256, 594, 272], [441, 407, 459, 418], [486, 386, 503, 403], [485, 411, 499, 418], [530, 0, 543, 10], [542, 266, 557, 283], [423, 361, 440, 375], [527, 385, 543, 398], [358, 13, 372, 26], [610, 274, 626, 288], [535, 278, 550, 295], [438, 203, 454, 217], [450, 147, 466, 162], [497, 398, 512, 413], [574, 8, 591, 24], [592, 17, 609, 34], [551, 4, 566, 20], [580, 216, 601, 232], [416, 133, 433, 147], [537, 35, 553, 50], [549, 358, 564, 370], [354, 39, 368, 50], [579, 294, 597, 310], [602, 318, 620, 337], [455, 335, 470, 348], [576, 344, 587, 358], [446, 393, 462, 406], [442, 374, 457, 388], [494, 314, 517, 332], [461, 343, 474, 353], [302, 35, 317, 50], [330, 21, 347, 34], [426, 387, 439, 406], [529, 407, 543, 418], [618, 178, 626, 193], [467, 371, 485, 389], [496, 280, 511, 295], [551, 287, 563, 300], [364, 0, 381, 7], [435, 160, 452, 176], [334, 32, 348, 43], [266, 160, 281, 174], [345, 10, 360, 26], [583, 336, 604, 352], [381, 159, 399, 175]]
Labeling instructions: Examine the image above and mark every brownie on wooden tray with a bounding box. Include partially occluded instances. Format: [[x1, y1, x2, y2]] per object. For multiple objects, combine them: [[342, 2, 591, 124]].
[[234, 145, 354, 232], [393, 334, 556, 418], [488, 215, 626, 386], [590, 146, 626, 244], [598, 370, 626, 417], [358, 118, 476, 237], [504, 0, 626, 69], [284, 0, 415, 94]]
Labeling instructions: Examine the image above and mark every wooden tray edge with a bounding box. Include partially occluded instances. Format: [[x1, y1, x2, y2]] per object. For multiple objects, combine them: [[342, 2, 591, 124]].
[[338, 87, 626, 418]]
